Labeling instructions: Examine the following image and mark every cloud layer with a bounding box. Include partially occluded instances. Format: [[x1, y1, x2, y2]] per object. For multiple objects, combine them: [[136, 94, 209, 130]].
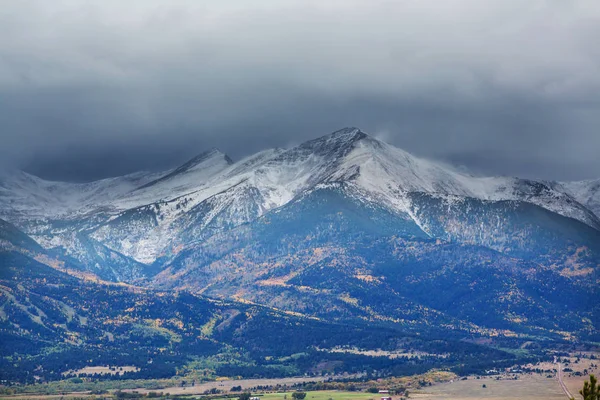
[[1, 0, 599, 181]]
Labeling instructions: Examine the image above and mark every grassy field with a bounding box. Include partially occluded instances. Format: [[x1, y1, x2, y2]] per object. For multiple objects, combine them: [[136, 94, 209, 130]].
[[215, 392, 378, 400], [412, 374, 566, 400], [0, 379, 572, 400]]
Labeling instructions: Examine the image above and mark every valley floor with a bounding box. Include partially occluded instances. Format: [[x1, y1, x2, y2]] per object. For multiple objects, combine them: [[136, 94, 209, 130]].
[[3, 353, 598, 400], [414, 355, 598, 400], [0, 375, 579, 400], [413, 375, 566, 400]]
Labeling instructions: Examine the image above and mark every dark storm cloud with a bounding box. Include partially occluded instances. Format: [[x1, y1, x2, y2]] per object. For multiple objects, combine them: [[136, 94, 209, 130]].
[[1, 0, 599, 182]]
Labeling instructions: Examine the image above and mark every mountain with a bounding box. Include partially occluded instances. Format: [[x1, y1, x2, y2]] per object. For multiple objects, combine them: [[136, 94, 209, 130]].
[[154, 182, 599, 338], [1, 219, 524, 384], [0, 127, 599, 354]]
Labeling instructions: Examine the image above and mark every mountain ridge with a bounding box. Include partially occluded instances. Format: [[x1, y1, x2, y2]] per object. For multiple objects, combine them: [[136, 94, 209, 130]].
[[1, 128, 600, 272], [2, 127, 598, 226], [0, 128, 598, 340]]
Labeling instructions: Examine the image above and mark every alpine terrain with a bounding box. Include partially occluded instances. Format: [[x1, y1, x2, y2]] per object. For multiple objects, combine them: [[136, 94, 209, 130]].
[[1, 128, 599, 384]]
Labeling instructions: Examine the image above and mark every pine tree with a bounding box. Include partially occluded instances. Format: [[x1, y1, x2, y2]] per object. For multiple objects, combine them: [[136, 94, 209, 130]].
[[578, 375, 598, 400]]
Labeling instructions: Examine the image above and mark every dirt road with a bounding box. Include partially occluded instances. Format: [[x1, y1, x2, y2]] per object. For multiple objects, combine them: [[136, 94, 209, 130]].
[[556, 361, 575, 399]]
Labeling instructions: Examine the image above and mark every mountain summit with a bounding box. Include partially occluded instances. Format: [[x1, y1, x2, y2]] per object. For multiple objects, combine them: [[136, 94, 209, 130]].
[[298, 127, 368, 155]]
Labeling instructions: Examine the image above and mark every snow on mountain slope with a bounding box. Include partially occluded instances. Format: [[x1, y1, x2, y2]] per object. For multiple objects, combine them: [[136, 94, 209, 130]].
[[0, 169, 163, 219], [561, 179, 600, 219], [91, 180, 272, 264], [87, 148, 286, 263], [117, 149, 234, 209], [0, 148, 233, 223]]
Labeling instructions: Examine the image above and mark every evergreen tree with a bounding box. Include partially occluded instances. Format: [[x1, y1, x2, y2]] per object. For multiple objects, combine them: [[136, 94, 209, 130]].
[[576, 375, 598, 400]]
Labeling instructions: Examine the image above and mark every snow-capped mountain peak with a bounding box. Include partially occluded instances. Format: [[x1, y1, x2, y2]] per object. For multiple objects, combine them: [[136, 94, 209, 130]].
[[1, 127, 599, 271]]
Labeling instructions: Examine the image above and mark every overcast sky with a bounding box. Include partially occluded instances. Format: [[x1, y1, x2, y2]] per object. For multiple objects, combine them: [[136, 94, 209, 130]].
[[1, 0, 599, 182]]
